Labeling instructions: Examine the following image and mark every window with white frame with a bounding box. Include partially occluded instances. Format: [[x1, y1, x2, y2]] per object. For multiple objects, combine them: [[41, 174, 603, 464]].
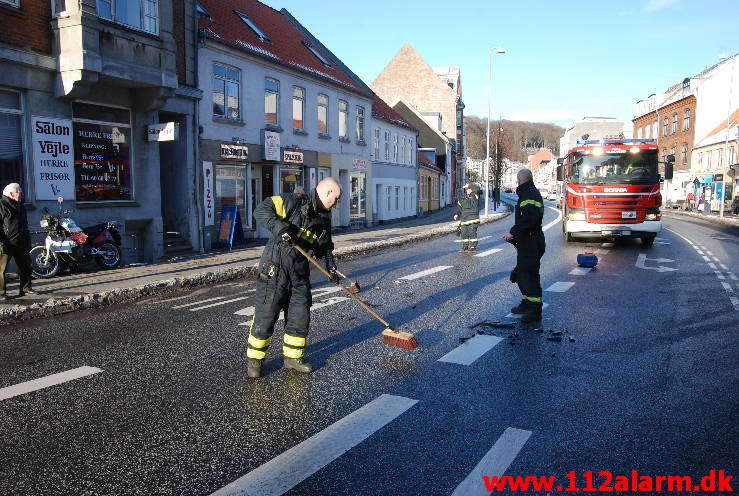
[[395, 186, 399, 210], [1, 0, 20, 8], [682, 143, 688, 165], [386, 186, 391, 211], [317, 94, 328, 134], [292, 86, 304, 130], [637, 127, 643, 139], [265, 78, 279, 126], [338, 100, 348, 138], [403, 187, 408, 210], [0, 88, 24, 188], [672, 114, 678, 134], [372, 128, 379, 159], [717, 148, 723, 169], [97, 0, 159, 35], [52, 0, 67, 16], [663, 118, 669, 136], [399, 137, 405, 164], [384, 130, 389, 161], [392, 134, 398, 163], [684, 108, 690, 130], [356, 106, 365, 141], [652, 122, 657, 138], [212, 63, 240, 120], [730, 146, 735, 166]]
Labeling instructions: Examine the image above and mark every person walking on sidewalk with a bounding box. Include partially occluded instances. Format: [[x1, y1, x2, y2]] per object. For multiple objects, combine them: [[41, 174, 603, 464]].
[[245, 177, 342, 379], [732, 196, 739, 216], [503, 169, 545, 323], [454, 183, 482, 252], [0, 183, 36, 300]]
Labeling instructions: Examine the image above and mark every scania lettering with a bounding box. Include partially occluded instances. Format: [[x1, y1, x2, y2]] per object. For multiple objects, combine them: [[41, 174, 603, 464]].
[[558, 138, 662, 246]]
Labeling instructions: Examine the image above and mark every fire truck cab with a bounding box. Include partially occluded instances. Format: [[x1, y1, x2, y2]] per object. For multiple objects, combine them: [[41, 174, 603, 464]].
[[557, 138, 671, 246]]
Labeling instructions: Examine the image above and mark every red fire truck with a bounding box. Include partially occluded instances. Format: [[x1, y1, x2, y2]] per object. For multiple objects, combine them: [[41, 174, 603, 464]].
[[557, 137, 674, 246]]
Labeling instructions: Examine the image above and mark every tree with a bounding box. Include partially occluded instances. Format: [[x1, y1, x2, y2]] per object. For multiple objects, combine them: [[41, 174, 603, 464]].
[[464, 116, 564, 163]]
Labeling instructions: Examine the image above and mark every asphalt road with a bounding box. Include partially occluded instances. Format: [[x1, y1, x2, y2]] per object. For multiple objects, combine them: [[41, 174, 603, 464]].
[[1, 202, 737, 496]]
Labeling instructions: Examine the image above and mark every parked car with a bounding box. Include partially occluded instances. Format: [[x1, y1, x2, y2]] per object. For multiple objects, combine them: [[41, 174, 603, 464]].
[[546, 191, 557, 201]]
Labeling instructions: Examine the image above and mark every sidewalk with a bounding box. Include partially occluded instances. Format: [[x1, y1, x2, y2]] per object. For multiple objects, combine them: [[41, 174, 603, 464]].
[[0, 205, 510, 324], [662, 208, 739, 228]]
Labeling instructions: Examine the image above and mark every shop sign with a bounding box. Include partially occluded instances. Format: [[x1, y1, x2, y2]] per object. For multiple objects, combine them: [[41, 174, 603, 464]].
[[284, 150, 304, 164], [203, 161, 214, 226], [147, 122, 179, 142], [713, 173, 723, 182], [32, 116, 75, 200], [353, 159, 370, 169], [263, 131, 280, 161], [221, 144, 249, 160]]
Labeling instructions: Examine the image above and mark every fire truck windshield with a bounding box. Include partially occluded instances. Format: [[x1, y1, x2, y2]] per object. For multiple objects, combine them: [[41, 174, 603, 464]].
[[571, 151, 659, 185]]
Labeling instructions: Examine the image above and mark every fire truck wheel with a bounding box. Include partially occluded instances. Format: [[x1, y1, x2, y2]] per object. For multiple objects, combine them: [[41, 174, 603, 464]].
[[641, 236, 655, 247]]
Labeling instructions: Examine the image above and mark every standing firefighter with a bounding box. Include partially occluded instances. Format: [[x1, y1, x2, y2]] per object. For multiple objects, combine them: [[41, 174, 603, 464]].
[[246, 177, 342, 378], [503, 169, 545, 322], [454, 183, 482, 252]]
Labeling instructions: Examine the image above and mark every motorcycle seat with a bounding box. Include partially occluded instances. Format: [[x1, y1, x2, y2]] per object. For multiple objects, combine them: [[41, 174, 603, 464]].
[[82, 223, 107, 236]]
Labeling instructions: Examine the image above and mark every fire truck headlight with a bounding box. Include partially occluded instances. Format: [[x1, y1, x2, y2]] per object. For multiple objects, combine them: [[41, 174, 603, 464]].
[[568, 210, 586, 221], [629, 147, 641, 154]]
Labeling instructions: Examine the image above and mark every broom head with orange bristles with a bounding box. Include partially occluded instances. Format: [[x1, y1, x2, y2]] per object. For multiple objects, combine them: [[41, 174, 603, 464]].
[[381, 327, 419, 350]]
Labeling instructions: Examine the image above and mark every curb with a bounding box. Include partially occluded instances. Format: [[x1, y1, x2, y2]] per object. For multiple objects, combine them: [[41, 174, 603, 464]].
[[662, 210, 739, 228], [0, 210, 511, 326]]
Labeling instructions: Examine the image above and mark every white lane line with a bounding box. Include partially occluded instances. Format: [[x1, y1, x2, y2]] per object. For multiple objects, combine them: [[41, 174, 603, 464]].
[[190, 293, 255, 312], [719, 263, 729, 271], [701, 256, 711, 262], [451, 427, 533, 496], [157, 293, 199, 303], [0, 366, 102, 402], [569, 267, 593, 275], [397, 265, 453, 281], [728, 272, 738, 281], [210, 394, 418, 496], [506, 303, 549, 318], [705, 249, 714, 256], [721, 282, 733, 292], [715, 271, 726, 280], [438, 335, 504, 366], [696, 249, 705, 255], [545, 282, 575, 292], [236, 297, 349, 322], [542, 206, 563, 232], [475, 248, 503, 258], [455, 236, 492, 243], [731, 297, 739, 310], [708, 263, 718, 270], [172, 295, 229, 309]]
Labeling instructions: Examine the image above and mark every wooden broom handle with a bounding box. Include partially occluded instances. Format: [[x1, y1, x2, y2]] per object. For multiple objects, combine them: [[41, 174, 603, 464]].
[[292, 243, 392, 328]]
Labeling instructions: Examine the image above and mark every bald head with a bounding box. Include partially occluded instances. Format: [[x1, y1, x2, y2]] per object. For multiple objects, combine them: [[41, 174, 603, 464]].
[[517, 168, 533, 186], [316, 177, 342, 210]]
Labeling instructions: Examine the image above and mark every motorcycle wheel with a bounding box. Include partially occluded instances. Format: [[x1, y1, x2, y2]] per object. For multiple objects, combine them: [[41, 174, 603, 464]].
[[95, 242, 121, 269], [30, 246, 60, 278]]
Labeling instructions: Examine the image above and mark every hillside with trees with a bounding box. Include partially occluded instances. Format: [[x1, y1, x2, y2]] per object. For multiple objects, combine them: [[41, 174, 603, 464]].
[[464, 116, 565, 162]]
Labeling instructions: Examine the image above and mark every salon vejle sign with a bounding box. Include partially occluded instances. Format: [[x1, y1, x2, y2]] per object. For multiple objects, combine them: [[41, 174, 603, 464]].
[[32, 116, 75, 201]]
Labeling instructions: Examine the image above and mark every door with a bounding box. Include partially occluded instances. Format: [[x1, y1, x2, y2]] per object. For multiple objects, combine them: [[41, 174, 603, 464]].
[[350, 172, 366, 219]]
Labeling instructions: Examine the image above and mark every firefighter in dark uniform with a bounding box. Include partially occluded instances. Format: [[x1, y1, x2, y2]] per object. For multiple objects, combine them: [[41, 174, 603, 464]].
[[246, 177, 342, 378], [454, 183, 482, 252], [503, 169, 545, 323]]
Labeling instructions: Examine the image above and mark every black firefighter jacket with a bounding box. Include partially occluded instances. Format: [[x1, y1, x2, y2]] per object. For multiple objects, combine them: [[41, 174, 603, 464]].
[[510, 180, 545, 261], [0, 195, 31, 252]]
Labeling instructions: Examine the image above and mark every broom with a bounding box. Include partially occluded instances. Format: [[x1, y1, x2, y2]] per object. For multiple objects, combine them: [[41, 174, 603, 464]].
[[292, 244, 419, 350]]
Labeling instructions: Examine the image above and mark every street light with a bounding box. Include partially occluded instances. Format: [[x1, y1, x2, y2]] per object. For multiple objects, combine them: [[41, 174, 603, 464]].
[[485, 46, 506, 217]]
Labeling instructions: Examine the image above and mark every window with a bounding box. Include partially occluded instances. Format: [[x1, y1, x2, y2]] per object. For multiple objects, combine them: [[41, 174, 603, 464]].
[[215, 165, 247, 229], [652, 122, 657, 138], [264, 78, 279, 126], [235, 10, 270, 43], [384, 130, 389, 161], [97, 0, 159, 35], [0, 88, 24, 188], [303, 42, 332, 68], [392, 134, 398, 162], [72, 102, 133, 201], [663, 118, 669, 136], [356, 106, 365, 141], [317, 94, 328, 134], [718, 148, 723, 169], [403, 187, 408, 210], [672, 114, 678, 134], [400, 137, 405, 164], [730, 146, 735, 166], [682, 143, 688, 165], [292, 86, 304, 130], [670, 146, 676, 164], [372, 128, 379, 159], [684, 109, 690, 130], [707, 151, 712, 169], [52, 0, 68, 16], [407, 138, 414, 164], [386, 186, 391, 211], [1, 0, 20, 7], [637, 127, 643, 139], [395, 186, 399, 210], [212, 63, 240, 120], [338, 100, 348, 138]]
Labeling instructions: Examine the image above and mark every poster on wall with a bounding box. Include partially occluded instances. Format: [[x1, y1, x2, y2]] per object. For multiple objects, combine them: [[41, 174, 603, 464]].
[[203, 161, 214, 226], [73, 122, 132, 201], [263, 131, 280, 161], [32, 117, 75, 201]]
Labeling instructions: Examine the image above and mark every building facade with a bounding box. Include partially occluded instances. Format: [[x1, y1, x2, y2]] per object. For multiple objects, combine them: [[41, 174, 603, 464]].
[[559, 117, 626, 157], [691, 109, 739, 211], [196, 0, 373, 245], [0, 0, 199, 262]]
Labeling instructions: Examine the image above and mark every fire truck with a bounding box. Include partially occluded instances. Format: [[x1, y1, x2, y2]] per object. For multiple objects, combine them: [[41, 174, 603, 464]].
[[557, 137, 674, 246]]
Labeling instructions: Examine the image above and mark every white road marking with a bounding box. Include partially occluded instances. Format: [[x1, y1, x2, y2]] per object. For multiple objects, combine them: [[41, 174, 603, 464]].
[[705, 249, 714, 256], [708, 263, 718, 270], [455, 236, 492, 243], [542, 207, 563, 232], [451, 427, 533, 496], [157, 293, 200, 303], [0, 366, 102, 402], [601, 242, 614, 248], [636, 253, 677, 272], [397, 265, 453, 281], [545, 282, 575, 292], [475, 248, 503, 258], [696, 250, 705, 255], [655, 237, 668, 241], [730, 296, 739, 310], [190, 294, 255, 312], [172, 295, 229, 309], [210, 394, 418, 496], [719, 263, 729, 271], [569, 267, 593, 275], [701, 256, 711, 262], [728, 272, 738, 281], [506, 303, 549, 318], [438, 335, 504, 365], [715, 271, 726, 280], [235, 297, 349, 322], [721, 282, 733, 292]]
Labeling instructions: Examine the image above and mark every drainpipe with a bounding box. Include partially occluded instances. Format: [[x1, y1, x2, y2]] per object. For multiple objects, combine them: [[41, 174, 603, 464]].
[[192, 1, 205, 253]]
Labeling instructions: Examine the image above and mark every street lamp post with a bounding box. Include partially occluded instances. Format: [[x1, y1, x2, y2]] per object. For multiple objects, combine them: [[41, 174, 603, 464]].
[[485, 46, 506, 217]]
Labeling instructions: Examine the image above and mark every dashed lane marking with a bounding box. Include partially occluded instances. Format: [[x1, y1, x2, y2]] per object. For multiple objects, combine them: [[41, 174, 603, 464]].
[[696, 250, 705, 255], [172, 295, 229, 309], [728, 272, 738, 281], [569, 267, 593, 275], [721, 282, 733, 292], [701, 256, 711, 262], [438, 335, 504, 366], [708, 263, 718, 270], [731, 296, 739, 311], [475, 248, 503, 258], [715, 271, 726, 280], [210, 394, 418, 496], [705, 249, 714, 256], [455, 236, 492, 243], [542, 207, 563, 232], [719, 263, 729, 271], [236, 296, 350, 322], [190, 292, 256, 312], [0, 366, 102, 402], [397, 265, 453, 281], [545, 282, 575, 292], [506, 303, 549, 318], [451, 427, 533, 496]]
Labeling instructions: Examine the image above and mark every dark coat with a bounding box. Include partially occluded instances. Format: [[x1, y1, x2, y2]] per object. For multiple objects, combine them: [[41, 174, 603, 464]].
[[0, 195, 31, 252], [456, 189, 482, 224]]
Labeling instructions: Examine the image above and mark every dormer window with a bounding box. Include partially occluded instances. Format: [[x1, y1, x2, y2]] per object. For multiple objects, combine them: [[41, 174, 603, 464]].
[[235, 10, 271, 43], [303, 42, 332, 68], [196, 2, 212, 21]]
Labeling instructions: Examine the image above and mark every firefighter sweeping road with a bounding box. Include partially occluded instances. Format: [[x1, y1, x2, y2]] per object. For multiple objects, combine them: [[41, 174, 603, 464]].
[[0, 202, 737, 495]]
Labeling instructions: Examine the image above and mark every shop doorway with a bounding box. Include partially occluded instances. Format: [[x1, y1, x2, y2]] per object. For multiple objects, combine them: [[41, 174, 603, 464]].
[[350, 172, 366, 222], [158, 113, 193, 255]]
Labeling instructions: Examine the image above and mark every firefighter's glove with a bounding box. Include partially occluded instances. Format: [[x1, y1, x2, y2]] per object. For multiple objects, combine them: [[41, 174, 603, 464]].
[[328, 268, 341, 285], [324, 251, 339, 284], [278, 224, 299, 245]]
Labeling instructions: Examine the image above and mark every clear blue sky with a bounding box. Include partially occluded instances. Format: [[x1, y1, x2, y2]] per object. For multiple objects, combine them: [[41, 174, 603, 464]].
[[262, 0, 738, 128]]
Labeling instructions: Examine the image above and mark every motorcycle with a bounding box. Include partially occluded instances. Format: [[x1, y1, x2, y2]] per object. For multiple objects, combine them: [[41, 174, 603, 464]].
[[30, 197, 122, 278]]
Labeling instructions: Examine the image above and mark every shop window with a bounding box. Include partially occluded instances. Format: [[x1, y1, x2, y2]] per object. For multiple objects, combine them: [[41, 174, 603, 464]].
[[215, 164, 247, 225], [213, 63, 240, 120], [1, 0, 20, 7], [72, 102, 133, 201], [338, 100, 348, 138], [97, 0, 159, 35], [265, 78, 279, 126], [0, 89, 23, 188], [280, 168, 301, 194], [317, 94, 328, 134], [356, 106, 365, 141], [292, 86, 304, 130]]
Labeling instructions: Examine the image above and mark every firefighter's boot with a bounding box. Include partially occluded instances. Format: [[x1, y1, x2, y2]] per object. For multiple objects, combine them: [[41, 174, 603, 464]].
[[521, 303, 543, 323], [510, 300, 529, 314], [284, 358, 314, 373], [247, 358, 263, 379]]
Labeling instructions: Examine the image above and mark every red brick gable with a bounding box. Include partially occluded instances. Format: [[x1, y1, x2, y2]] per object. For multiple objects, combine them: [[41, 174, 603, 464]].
[[199, 0, 359, 91]]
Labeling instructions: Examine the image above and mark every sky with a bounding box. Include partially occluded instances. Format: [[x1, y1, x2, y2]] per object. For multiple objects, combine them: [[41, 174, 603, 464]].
[[261, 0, 738, 128]]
